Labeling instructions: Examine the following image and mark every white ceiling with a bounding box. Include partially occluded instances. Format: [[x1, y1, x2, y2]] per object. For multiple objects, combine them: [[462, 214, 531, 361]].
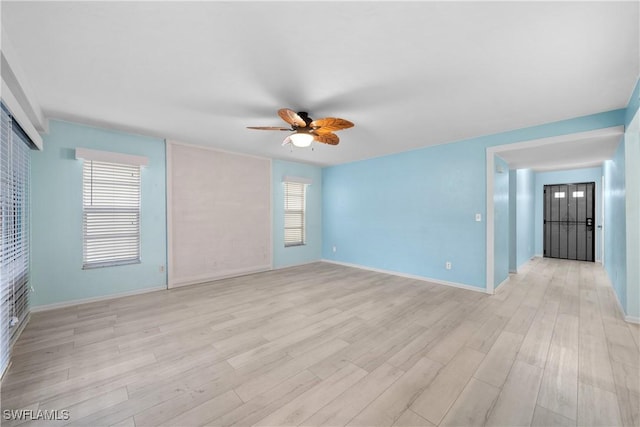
[[1, 1, 638, 167]]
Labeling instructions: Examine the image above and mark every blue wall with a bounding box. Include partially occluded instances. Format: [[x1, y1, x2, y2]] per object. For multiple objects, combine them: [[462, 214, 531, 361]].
[[323, 142, 487, 288], [534, 167, 603, 261], [323, 110, 625, 290], [272, 160, 323, 268], [29, 109, 633, 305], [600, 77, 638, 320], [516, 169, 536, 268], [603, 140, 627, 314], [31, 121, 167, 307], [623, 106, 639, 320]]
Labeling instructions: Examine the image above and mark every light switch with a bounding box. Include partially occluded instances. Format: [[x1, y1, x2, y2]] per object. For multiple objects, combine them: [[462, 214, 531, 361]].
[[475, 213, 482, 222]]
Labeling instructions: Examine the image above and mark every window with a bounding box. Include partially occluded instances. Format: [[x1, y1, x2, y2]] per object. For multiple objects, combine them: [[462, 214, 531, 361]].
[[1, 103, 34, 376], [284, 180, 307, 247], [82, 160, 141, 268], [572, 191, 584, 198], [554, 192, 565, 199]]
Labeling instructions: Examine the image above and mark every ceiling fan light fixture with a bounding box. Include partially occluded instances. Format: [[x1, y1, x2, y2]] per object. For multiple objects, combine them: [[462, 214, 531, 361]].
[[289, 132, 314, 148], [248, 108, 352, 148]]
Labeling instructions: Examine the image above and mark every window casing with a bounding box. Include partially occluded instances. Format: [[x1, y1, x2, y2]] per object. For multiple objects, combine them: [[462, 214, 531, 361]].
[[284, 181, 307, 247], [82, 160, 141, 268], [1, 103, 34, 377]]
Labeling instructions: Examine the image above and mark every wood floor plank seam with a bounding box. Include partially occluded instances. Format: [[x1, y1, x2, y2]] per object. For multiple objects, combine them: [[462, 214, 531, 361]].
[[1, 258, 633, 427], [437, 360, 496, 426], [591, 275, 632, 426]]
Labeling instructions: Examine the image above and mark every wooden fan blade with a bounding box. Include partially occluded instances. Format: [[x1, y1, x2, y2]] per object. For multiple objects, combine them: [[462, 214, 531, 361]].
[[310, 117, 354, 133], [247, 126, 292, 131], [278, 109, 307, 127], [313, 132, 339, 145]]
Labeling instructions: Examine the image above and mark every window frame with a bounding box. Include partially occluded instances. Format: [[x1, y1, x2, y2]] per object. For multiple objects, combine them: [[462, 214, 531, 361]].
[[77, 149, 147, 269], [283, 179, 309, 247]]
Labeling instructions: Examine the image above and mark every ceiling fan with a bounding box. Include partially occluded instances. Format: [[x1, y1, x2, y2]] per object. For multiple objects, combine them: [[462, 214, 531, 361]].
[[247, 108, 354, 148]]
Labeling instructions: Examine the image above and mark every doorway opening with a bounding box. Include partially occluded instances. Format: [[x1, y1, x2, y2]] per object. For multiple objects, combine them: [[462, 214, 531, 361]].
[[543, 182, 595, 262]]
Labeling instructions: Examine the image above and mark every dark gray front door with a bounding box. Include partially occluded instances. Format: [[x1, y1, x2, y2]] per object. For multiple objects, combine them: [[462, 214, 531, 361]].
[[544, 182, 595, 262]]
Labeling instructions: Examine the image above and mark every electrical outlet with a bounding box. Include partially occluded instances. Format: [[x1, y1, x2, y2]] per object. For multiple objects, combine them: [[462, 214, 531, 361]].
[[445, 261, 452, 270], [332, 246, 337, 253]]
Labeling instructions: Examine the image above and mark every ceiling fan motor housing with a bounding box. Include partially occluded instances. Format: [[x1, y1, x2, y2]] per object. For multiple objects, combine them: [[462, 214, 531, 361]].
[[296, 112, 313, 128]]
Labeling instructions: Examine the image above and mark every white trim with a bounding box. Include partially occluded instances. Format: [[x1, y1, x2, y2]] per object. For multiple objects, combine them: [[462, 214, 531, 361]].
[[162, 139, 169, 285], [609, 282, 639, 325], [170, 265, 272, 289], [601, 174, 606, 267], [75, 147, 148, 166], [486, 151, 495, 294], [1, 28, 47, 134], [166, 140, 175, 288], [495, 276, 510, 291], [282, 175, 313, 185], [1, 80, 43, 150], [273, 260, 322, 270], [30, 286, 165, 313], [321, 259, 489, 294], [165, 139, 271, 161], [268, 159, 274, 272], [626, 315, 640, 325], [490, 126, 624, 155]]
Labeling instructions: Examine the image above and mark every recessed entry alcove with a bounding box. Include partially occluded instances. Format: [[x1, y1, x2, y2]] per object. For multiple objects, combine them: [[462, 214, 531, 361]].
[[486, 126, 623, 292]]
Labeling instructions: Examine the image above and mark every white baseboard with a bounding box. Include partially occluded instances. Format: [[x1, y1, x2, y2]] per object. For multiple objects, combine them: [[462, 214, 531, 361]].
[[27, 261, 317, 312], [321, 259, 488, 294], [608, 285, 639, 324], [534, 254, 603, 265], [169, 265, 272, 289], [495, 276, 510, 291], [272, 260, 322, 270], [30, 286, 166, 312], [625, 315, 640, 324]]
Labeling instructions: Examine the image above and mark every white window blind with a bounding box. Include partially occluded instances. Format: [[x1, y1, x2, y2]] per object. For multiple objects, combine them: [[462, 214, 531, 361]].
[[1, 103, 33, 377], [284, 181, 307, 247], [82, 160, 141, 268]]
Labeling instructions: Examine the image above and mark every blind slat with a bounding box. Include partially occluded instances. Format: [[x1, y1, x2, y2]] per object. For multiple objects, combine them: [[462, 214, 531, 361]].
[[82, 160, 141, 268], [1, 102, 32, 377], [284, 181, 307, 246]]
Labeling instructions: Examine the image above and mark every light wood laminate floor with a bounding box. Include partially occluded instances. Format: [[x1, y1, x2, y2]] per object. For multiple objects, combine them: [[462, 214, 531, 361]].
[[2, 258, 639, 427]]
